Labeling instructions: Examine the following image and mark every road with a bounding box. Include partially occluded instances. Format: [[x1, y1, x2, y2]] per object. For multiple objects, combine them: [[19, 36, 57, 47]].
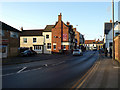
[[2, 51, 99, 88]]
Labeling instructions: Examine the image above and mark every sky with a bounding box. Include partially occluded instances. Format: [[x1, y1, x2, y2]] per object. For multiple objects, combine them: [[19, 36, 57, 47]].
[[0, 2, 119, 40]]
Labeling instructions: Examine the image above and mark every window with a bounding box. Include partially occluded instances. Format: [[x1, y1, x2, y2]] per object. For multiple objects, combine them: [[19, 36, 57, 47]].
[[34, 45, 42, 51], [54, 45, 56, 50], [46, 35, 49, 39], [47, 43, 51, 49], [23, 38, 27, 43], [115, 32, 120, 36], [63, 45, 66, 50], [10, 31, 18, 38], [33, 38, 37, 43], [1, 30, 4, 36]]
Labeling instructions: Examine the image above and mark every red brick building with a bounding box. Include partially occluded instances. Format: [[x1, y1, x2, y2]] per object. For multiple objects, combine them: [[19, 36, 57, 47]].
[[51, 13, 75, 53], [114, 34, 120, 62]]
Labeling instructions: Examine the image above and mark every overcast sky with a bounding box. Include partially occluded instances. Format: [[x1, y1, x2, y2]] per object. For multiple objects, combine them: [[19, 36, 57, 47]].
[[0, 2, 119, 40]]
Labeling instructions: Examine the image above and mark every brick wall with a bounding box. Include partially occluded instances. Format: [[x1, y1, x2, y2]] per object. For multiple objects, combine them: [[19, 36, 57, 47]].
[[114, 35, 120, 62]]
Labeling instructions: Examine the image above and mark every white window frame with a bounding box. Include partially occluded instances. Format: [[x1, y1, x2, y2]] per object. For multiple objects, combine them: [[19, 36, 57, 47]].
[[34, 45, 42, 51], [47, 43, 51, 49]]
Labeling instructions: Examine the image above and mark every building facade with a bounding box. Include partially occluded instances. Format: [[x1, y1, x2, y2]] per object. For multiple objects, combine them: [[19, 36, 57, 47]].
[[104, 20, 120, 52], [51, 13, 75, 53], [1, 21, 20, 58]]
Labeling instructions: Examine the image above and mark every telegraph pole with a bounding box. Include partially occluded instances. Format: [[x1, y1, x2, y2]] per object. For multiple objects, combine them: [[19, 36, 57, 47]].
[[112, 0, 115, 59]]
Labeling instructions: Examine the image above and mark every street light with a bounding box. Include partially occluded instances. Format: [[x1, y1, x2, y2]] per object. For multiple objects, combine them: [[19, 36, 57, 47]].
[[112, 0, 115, 59]]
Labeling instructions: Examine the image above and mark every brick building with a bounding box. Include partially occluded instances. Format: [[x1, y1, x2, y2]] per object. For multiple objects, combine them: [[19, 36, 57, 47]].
[[114, 34, 120, 62], [51, 13, 75, 53], [1, 21, 21, 58]]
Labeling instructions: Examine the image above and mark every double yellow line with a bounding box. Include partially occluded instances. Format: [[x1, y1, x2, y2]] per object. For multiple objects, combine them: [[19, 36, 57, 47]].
[[71, 61, 99, 89]]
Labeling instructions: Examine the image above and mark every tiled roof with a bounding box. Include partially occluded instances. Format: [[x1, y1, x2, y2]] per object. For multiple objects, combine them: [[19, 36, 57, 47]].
[[20, 29, 44, 36], [1, 21, 21, 32], [85, 40, 96, 44], [44, 25, 54, 31]]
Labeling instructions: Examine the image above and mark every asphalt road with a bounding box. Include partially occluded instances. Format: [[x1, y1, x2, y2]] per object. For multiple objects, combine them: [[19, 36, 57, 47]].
[[2, 51, 99, 88]]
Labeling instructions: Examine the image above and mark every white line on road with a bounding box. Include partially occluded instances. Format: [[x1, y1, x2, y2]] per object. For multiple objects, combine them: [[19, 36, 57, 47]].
[[113, 67, 120, 69], [17, 67, 27, 73]]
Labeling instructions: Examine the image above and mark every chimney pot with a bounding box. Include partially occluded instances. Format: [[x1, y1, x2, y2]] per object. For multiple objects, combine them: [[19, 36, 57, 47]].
[[110, 20, 112, 23], [67, 22, 70, 26], [58, 13, 62, 21]]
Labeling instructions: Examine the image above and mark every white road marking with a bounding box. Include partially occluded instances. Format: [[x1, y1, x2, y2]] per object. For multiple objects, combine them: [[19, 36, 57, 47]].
[[17, 67, 27, 73], [1, 73, 16, 77], [2, 67, 42, 77], [113, 66, 120, 69]]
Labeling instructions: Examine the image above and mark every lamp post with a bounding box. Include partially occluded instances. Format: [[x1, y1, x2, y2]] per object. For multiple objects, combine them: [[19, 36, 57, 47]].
[[112, 0, 115, 59]]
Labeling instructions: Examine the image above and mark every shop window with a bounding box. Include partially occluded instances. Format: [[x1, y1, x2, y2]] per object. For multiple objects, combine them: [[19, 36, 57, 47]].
[[63, 45, 66, 50], [34, 45, 42, 51]]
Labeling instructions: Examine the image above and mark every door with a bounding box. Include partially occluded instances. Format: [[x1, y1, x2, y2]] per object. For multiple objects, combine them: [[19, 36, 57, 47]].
[[2, 45, 7, 58]]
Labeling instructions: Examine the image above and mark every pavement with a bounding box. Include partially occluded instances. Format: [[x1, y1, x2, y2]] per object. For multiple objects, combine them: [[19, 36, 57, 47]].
[[2, 53, 72, 65], [72, 52, 120, 89]]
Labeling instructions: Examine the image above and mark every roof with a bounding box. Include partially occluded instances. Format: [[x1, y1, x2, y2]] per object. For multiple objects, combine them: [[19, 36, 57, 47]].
[[20, 29, 44, 36], [104, 23, 112, 34], [1, 21, 21, 32], [44, 25, 54, 32], [85, 40, 96, 44]]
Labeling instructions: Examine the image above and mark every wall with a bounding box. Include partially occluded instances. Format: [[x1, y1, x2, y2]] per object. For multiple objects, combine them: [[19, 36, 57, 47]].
[[2, 30, 20, 57], [114, 35, 120, 62], [43, 32, 52, 54]]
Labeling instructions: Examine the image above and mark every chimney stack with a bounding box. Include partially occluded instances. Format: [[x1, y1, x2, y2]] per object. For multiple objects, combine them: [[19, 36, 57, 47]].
[[67, 21, 70, 26], [21, 27, 23, 31], [110, 20, 112, 23], [74, 28, 76, 31], [58, 13, 62, 21]]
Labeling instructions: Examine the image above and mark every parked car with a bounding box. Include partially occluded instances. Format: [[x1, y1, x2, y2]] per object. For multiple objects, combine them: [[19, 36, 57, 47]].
[[21, 50, 37, 56], [93, 47, 97, 51], [73, 49, 83, 56]]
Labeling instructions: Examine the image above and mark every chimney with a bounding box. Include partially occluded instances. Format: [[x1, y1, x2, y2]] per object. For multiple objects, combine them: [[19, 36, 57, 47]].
[[67, 22, 70, 26], [21, 27, 23, 31], [110, 20, 112, 23], [58, 13, 62, 21], [74, 28, 76, 31]]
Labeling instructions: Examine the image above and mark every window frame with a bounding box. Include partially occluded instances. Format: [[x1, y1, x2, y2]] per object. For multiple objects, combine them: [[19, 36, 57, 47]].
[[53, 45, 56, 50], [47, 43, 51, 49], [23, 38, 27, 43], [33, 38, 37, 43], [46, 35, 49, 39]]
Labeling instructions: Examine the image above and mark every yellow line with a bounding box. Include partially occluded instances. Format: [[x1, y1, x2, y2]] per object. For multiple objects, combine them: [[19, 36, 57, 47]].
[[71, 63, 97, 89], [76, 63, 98, 88]]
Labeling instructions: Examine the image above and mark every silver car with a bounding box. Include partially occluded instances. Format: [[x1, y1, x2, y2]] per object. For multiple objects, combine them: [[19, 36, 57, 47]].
[[73, 49, 83, 56]]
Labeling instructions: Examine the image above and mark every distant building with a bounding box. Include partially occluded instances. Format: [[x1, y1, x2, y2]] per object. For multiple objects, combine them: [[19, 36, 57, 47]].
[[84, 40, 96, 50], [84, 39, 103, 50], [1, 21, 21, 58]]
